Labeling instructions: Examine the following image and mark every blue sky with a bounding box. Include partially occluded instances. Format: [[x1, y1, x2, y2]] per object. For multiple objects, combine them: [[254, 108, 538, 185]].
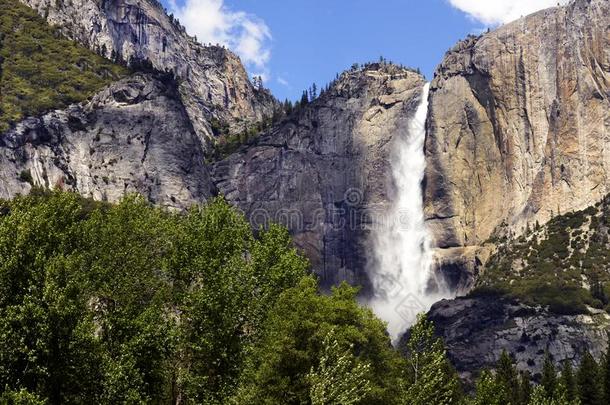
[[161, 0, 567, 101]]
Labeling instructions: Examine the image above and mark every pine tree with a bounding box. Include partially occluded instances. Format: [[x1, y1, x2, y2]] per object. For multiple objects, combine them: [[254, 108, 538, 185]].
[[518, 372, 533, 405], [300, 90, 309, 106], [309, 83, 317, 100], [560, 361, 576, 402], [283, 99, 293, 116], [527, 383, 570, 405], [528, 384, 551, 405], [541, 352, 557, 398], [553, 382, 571, 405], [577, 351, 602, 405], [472, 370, 508, 405], [496, 350, 520, 405]]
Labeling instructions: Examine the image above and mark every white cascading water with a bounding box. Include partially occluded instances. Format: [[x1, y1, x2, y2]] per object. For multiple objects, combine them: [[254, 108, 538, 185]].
[[368, 83, 448, 342]]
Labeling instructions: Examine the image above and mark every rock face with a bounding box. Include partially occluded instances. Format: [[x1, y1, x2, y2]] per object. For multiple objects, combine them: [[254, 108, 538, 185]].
[[0, 73, 212, 208], [428, 296, 610, 383], [19, 0, 277, 142], [425, 0, 610, 289], [2, 0, 608, 298], [212, 65, 426, 287]]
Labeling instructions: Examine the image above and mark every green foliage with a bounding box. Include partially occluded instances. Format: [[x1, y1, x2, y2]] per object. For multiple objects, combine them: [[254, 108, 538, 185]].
[[233, 294, 464, 405], [0, 191, 308, 403], [473, 195, 610, 315], [470, 370, 509, 405], [207, 116, 275, 161], [542, 352, 558, 398], [402, 314, 462, 405], [528, 383, 572, 405], [496, 350, 521, 405], [520, 372, 534, 405], [3, 190, 609, 404], [469, 354, 578, 405], [0, 0, 127, 133], [576, 352, 603, 405], [17, 170, 32, 184], [0, 388, 46, 404], [307, 329, 372, 405], [560, 361, 577, 402], [232, 276, 407, 405]]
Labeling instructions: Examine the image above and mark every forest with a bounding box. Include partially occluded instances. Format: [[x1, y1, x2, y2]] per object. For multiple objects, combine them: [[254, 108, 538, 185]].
[[1, 190, 609, 404]]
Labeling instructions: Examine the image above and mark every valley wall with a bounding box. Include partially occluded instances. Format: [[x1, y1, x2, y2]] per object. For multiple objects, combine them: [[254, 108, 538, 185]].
[[425, 0, 610, 290]]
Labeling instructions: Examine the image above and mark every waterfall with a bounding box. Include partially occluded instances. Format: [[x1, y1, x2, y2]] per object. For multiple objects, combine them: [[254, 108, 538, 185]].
[[368, 82, 448, 342]]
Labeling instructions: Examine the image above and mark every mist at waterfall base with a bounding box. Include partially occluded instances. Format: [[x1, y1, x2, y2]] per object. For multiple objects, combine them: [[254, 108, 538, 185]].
[[367, 83, 450, 342]]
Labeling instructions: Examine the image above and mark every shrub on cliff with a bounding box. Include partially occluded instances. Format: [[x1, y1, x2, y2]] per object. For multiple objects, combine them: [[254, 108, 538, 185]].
[[0, 0, 127, 133], [475, 194, 610, 315]]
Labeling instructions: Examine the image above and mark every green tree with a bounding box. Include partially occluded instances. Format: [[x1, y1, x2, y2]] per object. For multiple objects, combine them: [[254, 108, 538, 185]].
[[529, 385, 552, 405], [0, 191, 105, 403], [174, 201, 308, 403], [519, 372, 533, 405], [560, 361, 576, 402], [471, 370, 508, 405], [402, 314, 462, 405], [232, 277, 405, 405], [577, 351, 602, 405], [0, 388, 46, 404], [541, 352, 557, 398], [0, 191, 311, 404], [528, 382, 572, 405], [307, 328, 372, 405], [496, 350, 520, 404], [300, 90, 309, 105]]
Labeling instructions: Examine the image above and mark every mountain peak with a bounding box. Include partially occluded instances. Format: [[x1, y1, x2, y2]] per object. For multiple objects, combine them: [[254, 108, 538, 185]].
[[18, 0, 277, 142]]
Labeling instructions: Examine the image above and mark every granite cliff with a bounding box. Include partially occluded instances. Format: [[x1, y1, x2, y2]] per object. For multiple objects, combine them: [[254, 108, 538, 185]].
[[425, 0, 610, 291], [0, 73, 212, 208], [18, 0, 277, 142], [428, 296, 610, 384], [212, 64, 426, 287]]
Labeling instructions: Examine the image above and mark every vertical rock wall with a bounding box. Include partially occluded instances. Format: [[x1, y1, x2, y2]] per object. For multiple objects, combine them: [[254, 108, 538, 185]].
[[425, 0, 610, 290]]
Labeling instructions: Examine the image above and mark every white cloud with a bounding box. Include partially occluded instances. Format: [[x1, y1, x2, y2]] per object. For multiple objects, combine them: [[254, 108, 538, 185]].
[[447, 0, 569, 25], [277, 76, 290, 87], [168, 0, 272, 70]]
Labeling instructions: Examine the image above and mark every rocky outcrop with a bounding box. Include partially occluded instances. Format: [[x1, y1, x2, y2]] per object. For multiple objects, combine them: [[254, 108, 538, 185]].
[[428, 296, 610, 383], [425, 0, 610, 289], [212, 65, 426, 287], [19, 0, 277, 142], [0, 73, 212, 208]]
